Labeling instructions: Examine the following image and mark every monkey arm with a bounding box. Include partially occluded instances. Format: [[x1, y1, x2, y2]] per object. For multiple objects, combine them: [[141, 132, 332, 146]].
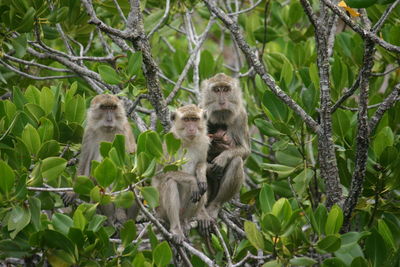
[[195, 162, 208, 196]]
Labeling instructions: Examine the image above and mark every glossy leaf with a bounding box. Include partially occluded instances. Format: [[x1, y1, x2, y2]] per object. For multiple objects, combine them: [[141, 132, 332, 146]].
[[94, 158, 117, 188], [153, 241, 172, 267], [0, 160, 15, 198], [244, 221, 264, 250], [140, 186, 159, 209]]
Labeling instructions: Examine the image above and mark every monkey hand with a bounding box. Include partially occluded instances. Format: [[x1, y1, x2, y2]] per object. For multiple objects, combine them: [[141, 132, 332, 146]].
[[171, 233, 185, 245], [211, 154, 228, 180], [62, 192, 77, 206], [190, 189, 202, 203], [198, 181, 208, 196]]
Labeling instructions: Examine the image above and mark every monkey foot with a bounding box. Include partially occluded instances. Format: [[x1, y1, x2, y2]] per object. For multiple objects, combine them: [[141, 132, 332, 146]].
[[171, 233, 185, 245], [198, 217, 215, 237], [206, 204, 221, 219]]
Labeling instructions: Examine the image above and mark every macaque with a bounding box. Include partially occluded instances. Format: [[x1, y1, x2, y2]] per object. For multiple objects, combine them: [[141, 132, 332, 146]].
[[200, 73, 250, 222], [152, 104, 210, 243], [63, 94, 137, 228]]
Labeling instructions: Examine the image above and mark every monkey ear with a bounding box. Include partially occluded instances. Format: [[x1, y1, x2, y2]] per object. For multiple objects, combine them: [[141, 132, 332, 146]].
[[170, 112, 176, 121], [203, 112, 207, 120], [200, 79, 209, 91]]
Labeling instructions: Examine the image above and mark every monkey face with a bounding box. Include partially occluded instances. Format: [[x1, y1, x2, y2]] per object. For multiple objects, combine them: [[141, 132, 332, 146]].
[[89, 95, 125, 131], [171, 105, 207, 141]]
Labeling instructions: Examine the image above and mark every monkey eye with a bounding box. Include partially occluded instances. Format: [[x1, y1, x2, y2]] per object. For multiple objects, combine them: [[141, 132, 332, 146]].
[[222, 86, 231, 92], [100, 104, 117, 110], [183, 117, 191, 122], [191, 117, 200, 122], [212, 86, 220, 93]]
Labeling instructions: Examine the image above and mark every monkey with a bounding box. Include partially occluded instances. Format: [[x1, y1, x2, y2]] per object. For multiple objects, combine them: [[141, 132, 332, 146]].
[[152, 104, 211, 243], [207, 128, 234, 163], [62, 94, 137, 228], [199, 73, 250, 226]]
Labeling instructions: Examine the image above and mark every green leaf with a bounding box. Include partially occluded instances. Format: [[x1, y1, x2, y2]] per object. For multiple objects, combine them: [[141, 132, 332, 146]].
[[377, 219, 396, 250], [280, 60, 293, 86], [73, 176, 95, 196], [164, 132, 181, 156], [153, 241, 172, 267], [127, 51, 143, 77], [0, 160, 15, 198], [309, 63, 319, 91], [40, 87, 55, 115], [199, 50, 215, 80], [100, 142, 112, 158], [73, 209, 87, 231], [322, 258, 346, 267], [52, 213, 73, 235], [94, 158, 117, 188], [259, 184, 275, 213], [28, 197, 41, 231], [146, 131, 164, 158], [140, 186, 159, 209], [7, 205, 31, 239], [11, 34, 27, 58], [65, 94, 86, 124], [244, 221, 264, 250], [115, 191, 135, 208], [22, 124, 41, 155], [261, 214, 281, 235], [365, 229, 387, 266], [373, 126, 394, 158], [313, 204, 328, 235], [350, 257, 369, 267], [42, 157, 67, 182], [317, 235, 341, 253], [271, 198, 292, 222], [261, 163, 296, 178], [87, 214, 107, 232], [112, 134, 126, 162], [325, 204, 343, 235], [42, 229, 75, 256], [16, 7, 35, 33], [289, 257, 318, 266], [38, 118, 55, 142], [293, 168, 314, 196], [262, 91, 289, 122], [254, 119, 282, 137], [121, 220, 136, 248], [98, 65, 122, 84]]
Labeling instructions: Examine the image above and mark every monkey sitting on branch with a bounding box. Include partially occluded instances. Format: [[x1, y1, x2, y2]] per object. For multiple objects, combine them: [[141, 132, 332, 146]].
[[200, 73, 250, 225], [63, 94, 137, 228], [152, 104, 211, 243]]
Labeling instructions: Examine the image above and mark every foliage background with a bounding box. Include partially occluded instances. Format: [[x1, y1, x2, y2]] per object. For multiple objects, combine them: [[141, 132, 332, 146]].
[[0, 0, 400, 266]]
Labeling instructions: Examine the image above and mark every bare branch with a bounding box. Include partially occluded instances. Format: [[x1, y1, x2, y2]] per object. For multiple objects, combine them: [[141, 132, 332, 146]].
[[112, 0, 127, 23], [371, 0, 400, 32], [227, 0, 263, 16], [166, 17, 216, 104], [0, 59, 76, 80], [369, 83, 400, 133], [322, 0, 400, 53], [342, 41, 375, 231], [3, 54, 72, 72], [213, 224, 232, 266], [148, 0, 170, 38]]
